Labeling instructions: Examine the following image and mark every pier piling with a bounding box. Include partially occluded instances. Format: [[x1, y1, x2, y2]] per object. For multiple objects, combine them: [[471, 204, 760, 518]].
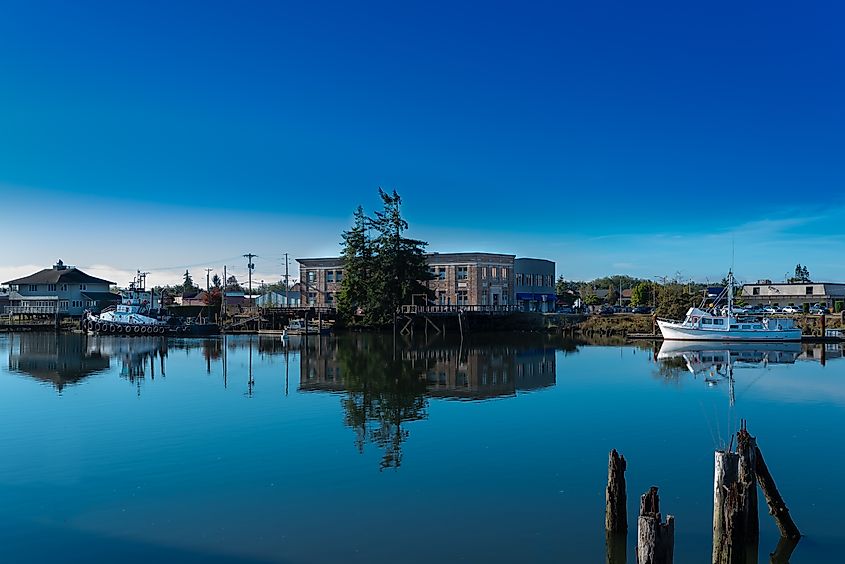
[[637, 486, 674, 564]]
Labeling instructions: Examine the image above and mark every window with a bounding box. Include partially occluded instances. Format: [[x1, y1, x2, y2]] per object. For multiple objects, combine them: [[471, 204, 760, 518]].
[[753, 287, 760, 295], [482, 267, 488, 278], [502, 267, 508, 279], [516, 273, 523, 285], [438, 267, 446, 280], [29, 285, 37, 292], [702, 318, 713, 325], [456, 266, 468, 280], [306, 271, 316, 284], [713, 319, 725, 325], [335, 270, 343, 283], [457, 290, 468, 305], [79, 284, 87, 291], [805, 286, 813, 295], [308, 292, 317, 306], [326, 292, 334, 304], [48, 284, 56, 292], [326, 271, 334, 283], [491, 267, 497, 278]]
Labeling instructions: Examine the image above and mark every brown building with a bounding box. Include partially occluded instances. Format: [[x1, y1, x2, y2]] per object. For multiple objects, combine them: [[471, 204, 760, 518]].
[[296, 252, 516, 309]]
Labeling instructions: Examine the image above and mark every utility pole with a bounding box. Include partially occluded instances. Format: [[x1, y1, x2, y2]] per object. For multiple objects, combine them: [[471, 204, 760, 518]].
[[139, 271, 149, 292], [222, 265, 227, 330], [205, 268, 212, 293], [283, 252, 290, 308], [244, 253, 257, 308]]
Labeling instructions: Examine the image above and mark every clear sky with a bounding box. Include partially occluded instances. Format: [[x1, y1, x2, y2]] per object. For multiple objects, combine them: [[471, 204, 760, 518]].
[[1, 1, 843, 287]]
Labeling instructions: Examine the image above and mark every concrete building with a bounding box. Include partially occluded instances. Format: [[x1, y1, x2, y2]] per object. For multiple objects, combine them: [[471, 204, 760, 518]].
[[3, 260, 117, 317], [514, 258, 556, 312], [297, 252, 518, 309], [740, 280, 845, 307]]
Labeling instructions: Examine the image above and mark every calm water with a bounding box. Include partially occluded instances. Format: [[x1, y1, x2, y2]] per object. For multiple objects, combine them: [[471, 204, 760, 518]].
[[1, 332, 844, 563]]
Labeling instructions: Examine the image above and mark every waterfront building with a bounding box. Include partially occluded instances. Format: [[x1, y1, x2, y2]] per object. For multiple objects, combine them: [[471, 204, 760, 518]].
[[2, 260, 117, 317], [256, 291, 301, 307], [297, 252, 519, 309], [740, 280, 845, 308], [514, 258, 556, 312]]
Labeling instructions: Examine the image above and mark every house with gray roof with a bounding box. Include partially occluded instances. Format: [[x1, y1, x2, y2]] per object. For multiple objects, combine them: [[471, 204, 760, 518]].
[[3, 260, 119, 317]]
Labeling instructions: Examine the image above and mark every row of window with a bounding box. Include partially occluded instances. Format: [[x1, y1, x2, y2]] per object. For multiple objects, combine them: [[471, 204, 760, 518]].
[[427, 265, 511, 281], [12, 284, 89, 292], [752, 286, 815, 295], [516, 273, 554, 287]]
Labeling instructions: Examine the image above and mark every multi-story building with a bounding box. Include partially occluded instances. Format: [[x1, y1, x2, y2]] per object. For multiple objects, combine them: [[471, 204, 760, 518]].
[[741, 280, 845, 308], [425, 252, 515, 307], [297, 252, 518, 309], [514, 258, 556, 312], [3, 260, 117, 317]]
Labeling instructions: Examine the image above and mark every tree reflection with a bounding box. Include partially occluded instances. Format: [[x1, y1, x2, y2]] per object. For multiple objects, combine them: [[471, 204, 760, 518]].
[[335, 335, 428, 470]]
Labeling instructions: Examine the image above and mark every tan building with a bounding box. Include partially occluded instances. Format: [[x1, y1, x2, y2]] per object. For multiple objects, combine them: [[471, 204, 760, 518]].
[[297, 252, 516, 309], [741, 280, 845, 307]]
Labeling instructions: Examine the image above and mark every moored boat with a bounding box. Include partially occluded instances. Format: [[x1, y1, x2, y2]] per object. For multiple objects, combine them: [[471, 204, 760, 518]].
[[82, 288, 168, 336], [657, 271, 802, 342]]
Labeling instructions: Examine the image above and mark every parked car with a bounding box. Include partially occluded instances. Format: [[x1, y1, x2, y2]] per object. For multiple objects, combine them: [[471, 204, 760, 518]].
[[632, 306, 652, 314], [811, 306, 830, 315], [557, 306, 575, 314], [598, 306, 615, 315], [762, 306, 780, 314], [781, 306, 801, 314]]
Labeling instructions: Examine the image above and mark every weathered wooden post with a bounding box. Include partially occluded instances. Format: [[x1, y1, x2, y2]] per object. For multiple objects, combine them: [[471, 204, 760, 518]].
[[637, 487, 674, 564], [606, 449, 627, 564], [606, 449, 628, 533], [737, 428, 760, 563], [713, 449, 740, 562]]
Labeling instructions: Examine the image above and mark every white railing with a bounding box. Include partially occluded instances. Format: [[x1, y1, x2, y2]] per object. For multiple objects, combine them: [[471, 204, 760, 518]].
[[4, 306, 68, 315]]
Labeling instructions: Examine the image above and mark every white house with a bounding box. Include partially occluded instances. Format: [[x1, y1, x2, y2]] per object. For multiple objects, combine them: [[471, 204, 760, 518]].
[[3, 260, 118, 317]]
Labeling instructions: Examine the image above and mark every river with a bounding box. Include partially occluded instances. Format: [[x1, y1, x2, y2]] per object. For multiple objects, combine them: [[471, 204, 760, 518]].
[[0, 332, 843, 562]]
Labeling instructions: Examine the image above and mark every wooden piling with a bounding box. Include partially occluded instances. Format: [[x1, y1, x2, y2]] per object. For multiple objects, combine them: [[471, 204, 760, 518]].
[[606, 531, 627, 564], [754, 445, 800, 540], [637, 487, 674, 564], [737, 428, 759, 546], [713, 450, 740, 562], [716, 481, 752, 564], [606, 449, 627, 534]]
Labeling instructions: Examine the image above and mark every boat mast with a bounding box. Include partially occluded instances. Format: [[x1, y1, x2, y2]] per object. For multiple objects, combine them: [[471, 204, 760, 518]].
[[727, 270, 734, 315]]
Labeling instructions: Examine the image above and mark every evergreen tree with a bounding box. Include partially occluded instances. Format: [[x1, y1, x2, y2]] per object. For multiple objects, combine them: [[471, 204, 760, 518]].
[[337, 206, 372, 323], [338, 189, 433, 326], [182, 270, 199, 295], [226, 275, 243, 292], [211, 274, 222, 288], [368, 189, 433, 325]]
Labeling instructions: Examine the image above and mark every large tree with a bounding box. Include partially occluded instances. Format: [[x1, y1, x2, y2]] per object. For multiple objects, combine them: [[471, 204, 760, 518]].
[[630, 281, 655, 307], [337, 206, 373, 322], [338, 189, 432, 326], [182, 270, 200, 295]]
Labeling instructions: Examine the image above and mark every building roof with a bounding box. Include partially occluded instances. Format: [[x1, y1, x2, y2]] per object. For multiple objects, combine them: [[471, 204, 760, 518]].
[[4, 261, 114, 286], [297, 252, 517, 268]]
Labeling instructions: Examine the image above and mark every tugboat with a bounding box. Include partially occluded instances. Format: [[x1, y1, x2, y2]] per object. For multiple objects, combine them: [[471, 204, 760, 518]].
[[82, 285, 168, 336]]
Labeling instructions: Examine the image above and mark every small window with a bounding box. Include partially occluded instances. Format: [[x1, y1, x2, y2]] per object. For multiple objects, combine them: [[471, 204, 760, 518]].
[[713, 319, 724, 325], [335, 270, 343, 283], [48, 284, 56, 292], [805, 286, 813, 295], [325, 292, 334, 304], [753, 287, 760, 295], [456, 266, 468, 281], [29, 285, 37, 292], [326, 271, 334, 283], [491, 267, 497, 278], [307, 271, 316, 284], [702, 318, 713, 325]]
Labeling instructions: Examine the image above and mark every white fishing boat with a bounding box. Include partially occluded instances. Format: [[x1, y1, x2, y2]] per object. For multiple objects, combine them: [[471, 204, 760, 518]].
[[82, 288, 168, 335], [657, 272, 802, 342]]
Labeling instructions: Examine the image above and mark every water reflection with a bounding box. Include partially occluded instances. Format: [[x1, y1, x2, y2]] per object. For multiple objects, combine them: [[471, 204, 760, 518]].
[[7, 333, 167, 393], [299, 333, 557, 469], [7, 333, 110, 391]]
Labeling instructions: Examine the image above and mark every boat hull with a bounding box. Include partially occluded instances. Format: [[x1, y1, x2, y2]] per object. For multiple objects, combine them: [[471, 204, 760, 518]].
[[657, 320, 802, 342]]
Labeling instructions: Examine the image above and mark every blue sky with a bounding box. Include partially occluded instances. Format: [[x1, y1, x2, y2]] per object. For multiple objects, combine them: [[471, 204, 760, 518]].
[[1, 1, 844, 286]]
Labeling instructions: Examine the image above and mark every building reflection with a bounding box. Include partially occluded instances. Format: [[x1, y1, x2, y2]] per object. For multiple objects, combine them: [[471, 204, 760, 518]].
[[298, 333, 556, 469], [7, 333, 110, 391], [6, 333, 166, 394]]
